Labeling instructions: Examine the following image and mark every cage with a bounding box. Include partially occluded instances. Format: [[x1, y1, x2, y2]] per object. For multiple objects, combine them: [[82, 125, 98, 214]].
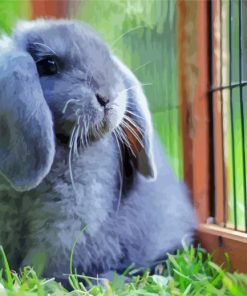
[[179, 0, 247, 273]]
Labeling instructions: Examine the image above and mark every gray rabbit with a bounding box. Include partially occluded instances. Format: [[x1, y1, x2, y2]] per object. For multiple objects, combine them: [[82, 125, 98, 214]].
[[0, 20, 197, 279]]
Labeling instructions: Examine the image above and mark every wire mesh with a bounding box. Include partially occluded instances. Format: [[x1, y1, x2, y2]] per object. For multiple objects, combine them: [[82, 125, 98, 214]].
[[209, 0, 247, 232]]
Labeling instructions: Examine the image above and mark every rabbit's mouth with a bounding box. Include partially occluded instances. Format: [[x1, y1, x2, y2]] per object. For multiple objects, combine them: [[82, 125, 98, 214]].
[[55, 102, 143, 157], [55, 113, 115, 147], [54, 92, 127, 148]]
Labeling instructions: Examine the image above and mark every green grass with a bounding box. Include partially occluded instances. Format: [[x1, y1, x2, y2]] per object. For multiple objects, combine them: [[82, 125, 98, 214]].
[[1, 245, 247, 296]]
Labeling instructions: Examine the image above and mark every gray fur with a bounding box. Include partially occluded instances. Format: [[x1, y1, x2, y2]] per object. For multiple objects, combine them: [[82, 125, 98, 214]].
[[0, 19, 197, 278], [0, 47, 55, 192]]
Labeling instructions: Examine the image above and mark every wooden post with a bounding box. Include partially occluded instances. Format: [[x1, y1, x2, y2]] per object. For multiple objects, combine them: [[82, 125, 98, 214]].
[[31, 0, 69, 19], [177, 0, 210, 223]]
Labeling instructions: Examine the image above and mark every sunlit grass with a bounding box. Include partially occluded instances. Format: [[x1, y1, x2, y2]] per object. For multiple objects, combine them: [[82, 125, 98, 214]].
[[1, 245, 247, 295]]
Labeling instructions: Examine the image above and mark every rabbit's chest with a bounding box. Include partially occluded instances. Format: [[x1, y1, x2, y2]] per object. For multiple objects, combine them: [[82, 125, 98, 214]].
[[0, 137, 120, 266]]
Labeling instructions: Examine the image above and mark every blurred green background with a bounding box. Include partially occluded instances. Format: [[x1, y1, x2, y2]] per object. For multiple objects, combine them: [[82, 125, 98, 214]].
[[0, 0, 183, 178]]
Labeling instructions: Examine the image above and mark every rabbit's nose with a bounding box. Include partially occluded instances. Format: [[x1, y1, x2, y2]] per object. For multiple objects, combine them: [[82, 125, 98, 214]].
[[96, 93, 109, 107]]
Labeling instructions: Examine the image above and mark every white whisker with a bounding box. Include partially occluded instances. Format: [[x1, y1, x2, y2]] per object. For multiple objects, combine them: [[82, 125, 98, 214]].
[[78, 125, 84, 151], [133, 61, 152, 73], [68, 123, 80, 198], [88, 69, 94, 88], [123, 115, 144, 137], [113, 132, 123, 214], [33, 42, 57, 56], [121, 121, 144, 149], [115, 83, 152, 102], [126, 110, 144, 120], [114, 127, 125, 146], [69, 124, 78, 149], [68, 147, 78, 198], [117, 126, 135, 156], [83, 120, 88, 148], [72, 124, 80, 157], [63, 99, 81, 114], [111, 26, 145, 49], [140, 82, 153, 87]]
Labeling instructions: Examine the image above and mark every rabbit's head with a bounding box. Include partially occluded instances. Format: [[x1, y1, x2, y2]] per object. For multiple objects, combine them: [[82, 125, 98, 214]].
[[0, 19, 156, 192]]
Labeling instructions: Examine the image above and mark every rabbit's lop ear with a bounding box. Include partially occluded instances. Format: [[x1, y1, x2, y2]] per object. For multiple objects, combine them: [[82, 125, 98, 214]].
[[113, 56, 157, 180], [0, 43, 55, 192]]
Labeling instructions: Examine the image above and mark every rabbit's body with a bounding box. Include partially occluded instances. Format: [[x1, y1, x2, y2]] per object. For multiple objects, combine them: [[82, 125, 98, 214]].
[[0, 135, 120, 275], [0, 134, 195, 278], [0, 19, 197, 278]]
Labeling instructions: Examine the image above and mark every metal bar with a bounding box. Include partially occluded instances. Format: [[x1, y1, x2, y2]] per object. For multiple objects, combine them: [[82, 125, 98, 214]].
[[229, 0, 238, 230], [210, 80, 247, 92], [208, 0, 216, 220], [219, 0, 227, 226], [239, 0, 247, 232]]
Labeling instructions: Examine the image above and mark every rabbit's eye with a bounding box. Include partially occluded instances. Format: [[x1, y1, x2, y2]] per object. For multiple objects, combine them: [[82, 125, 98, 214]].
[[36, 57, 58, 76]]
